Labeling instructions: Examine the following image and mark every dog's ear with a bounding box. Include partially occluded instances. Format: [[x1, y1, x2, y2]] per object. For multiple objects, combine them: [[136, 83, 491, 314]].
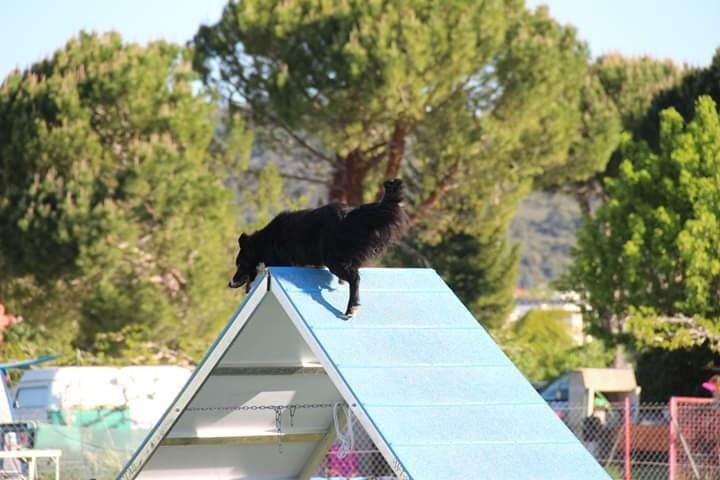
[[238, 233, 249, 248]]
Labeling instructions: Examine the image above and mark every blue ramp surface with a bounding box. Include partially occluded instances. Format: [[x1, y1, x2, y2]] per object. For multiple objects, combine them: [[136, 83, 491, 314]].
[[271, 267, 609, 480]]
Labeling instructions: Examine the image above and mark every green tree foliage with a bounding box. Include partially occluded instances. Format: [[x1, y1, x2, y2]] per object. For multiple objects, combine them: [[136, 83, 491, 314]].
[[508, 55, 683, 290], [495, 309, 612, 382], [510, 55, 685, 289], [595, 54, 684, 133], [0, 32, 251, 362], [193, 0, 619, 325], [386, 180, 522, 328], [568, 96, 720, 351], [559, 54, 684, 215], [193, 0, 616, 210], [533, 68, 621, 190], [637, 49, 720, 149]]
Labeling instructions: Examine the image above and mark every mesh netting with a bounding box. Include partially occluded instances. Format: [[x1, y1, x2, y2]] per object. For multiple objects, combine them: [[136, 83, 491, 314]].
[[553, 399, 720, 480], [1, 421, 143, 479], [312, 413, 397, 479], [555, 402, 670, 479]]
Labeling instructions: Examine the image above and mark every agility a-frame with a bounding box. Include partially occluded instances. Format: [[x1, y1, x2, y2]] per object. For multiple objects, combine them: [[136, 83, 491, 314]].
[[119, 267, 609, 480]]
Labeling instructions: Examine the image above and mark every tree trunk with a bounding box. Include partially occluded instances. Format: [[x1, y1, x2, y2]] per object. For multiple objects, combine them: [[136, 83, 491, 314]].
[[371, 122, 409, 201], [385, 122, 407, 179], [327, 130, 459, 222], [575, 190, 593, 218], [612, 344, 629, 369], [328, 150, 368, 205], [572, 177, 606, 218]]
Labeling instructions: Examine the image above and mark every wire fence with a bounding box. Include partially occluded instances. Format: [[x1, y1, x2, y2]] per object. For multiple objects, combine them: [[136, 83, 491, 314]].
[[554, 397, 720, 480], [0, 421, 142, 480], [3, 398, 720, 479], [554, 401, 669, 479], [669, 397, 720, 480]]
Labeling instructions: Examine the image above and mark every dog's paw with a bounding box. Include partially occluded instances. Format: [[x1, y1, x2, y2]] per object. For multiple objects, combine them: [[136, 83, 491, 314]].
[[343, 305, 359, 319]]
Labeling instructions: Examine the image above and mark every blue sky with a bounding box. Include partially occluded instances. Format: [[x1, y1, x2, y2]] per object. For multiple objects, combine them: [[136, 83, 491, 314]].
[[1, 0, 227, 78], [526, 0, 719, 67], [1, 0, 718, 80]]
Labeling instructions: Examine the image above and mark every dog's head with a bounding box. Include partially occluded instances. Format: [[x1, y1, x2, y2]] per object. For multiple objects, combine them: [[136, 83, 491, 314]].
[[229, 233, 259, 293], [381, 178, 404, 203]]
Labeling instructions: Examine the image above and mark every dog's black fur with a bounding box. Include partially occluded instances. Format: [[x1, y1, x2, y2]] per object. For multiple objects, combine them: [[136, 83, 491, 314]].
[[229, 178, 408, 317]]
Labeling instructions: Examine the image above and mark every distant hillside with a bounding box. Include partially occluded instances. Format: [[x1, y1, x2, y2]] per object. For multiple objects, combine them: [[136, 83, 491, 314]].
[[510, 192, 583, 289]]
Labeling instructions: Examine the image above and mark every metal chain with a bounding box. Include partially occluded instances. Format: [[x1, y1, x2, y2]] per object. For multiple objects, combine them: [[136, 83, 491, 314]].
[[186, 402, 352, 412], [274, 407, 284, 454]]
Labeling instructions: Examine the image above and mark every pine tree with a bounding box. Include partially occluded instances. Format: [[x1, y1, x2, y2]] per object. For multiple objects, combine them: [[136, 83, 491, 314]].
[[0, 32, 255, 362], [193, 0, 619, 324]]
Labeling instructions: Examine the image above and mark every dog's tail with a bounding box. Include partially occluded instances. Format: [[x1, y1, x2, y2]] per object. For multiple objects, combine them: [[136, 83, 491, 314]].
[[380, 178, 404, 204], [380, 178, 410, 238]]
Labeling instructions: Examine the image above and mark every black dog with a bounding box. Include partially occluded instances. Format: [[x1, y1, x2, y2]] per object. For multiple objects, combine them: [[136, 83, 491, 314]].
[[229, 178, 408, 317]]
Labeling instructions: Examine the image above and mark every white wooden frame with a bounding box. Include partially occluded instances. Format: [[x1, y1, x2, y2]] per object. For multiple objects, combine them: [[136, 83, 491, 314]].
[[0, 448, 62, 479], [117, 272, 269, 479]]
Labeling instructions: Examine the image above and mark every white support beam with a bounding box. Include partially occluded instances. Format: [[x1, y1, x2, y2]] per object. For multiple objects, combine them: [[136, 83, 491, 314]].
[[211, 366, 326, 376], [297, 414, 344, 480]]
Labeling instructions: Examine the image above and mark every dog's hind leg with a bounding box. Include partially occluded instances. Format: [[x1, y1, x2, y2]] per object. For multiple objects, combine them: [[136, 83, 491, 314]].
[[345, 272, 360, 317], [328, 265, 360, 318]]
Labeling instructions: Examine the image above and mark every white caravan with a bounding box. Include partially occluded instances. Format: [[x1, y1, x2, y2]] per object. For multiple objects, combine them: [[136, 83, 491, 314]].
[[12, 366, 191, 429]]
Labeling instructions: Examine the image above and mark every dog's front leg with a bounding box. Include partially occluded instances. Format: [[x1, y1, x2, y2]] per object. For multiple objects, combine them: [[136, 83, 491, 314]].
[[329, 265, 359, 318]]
